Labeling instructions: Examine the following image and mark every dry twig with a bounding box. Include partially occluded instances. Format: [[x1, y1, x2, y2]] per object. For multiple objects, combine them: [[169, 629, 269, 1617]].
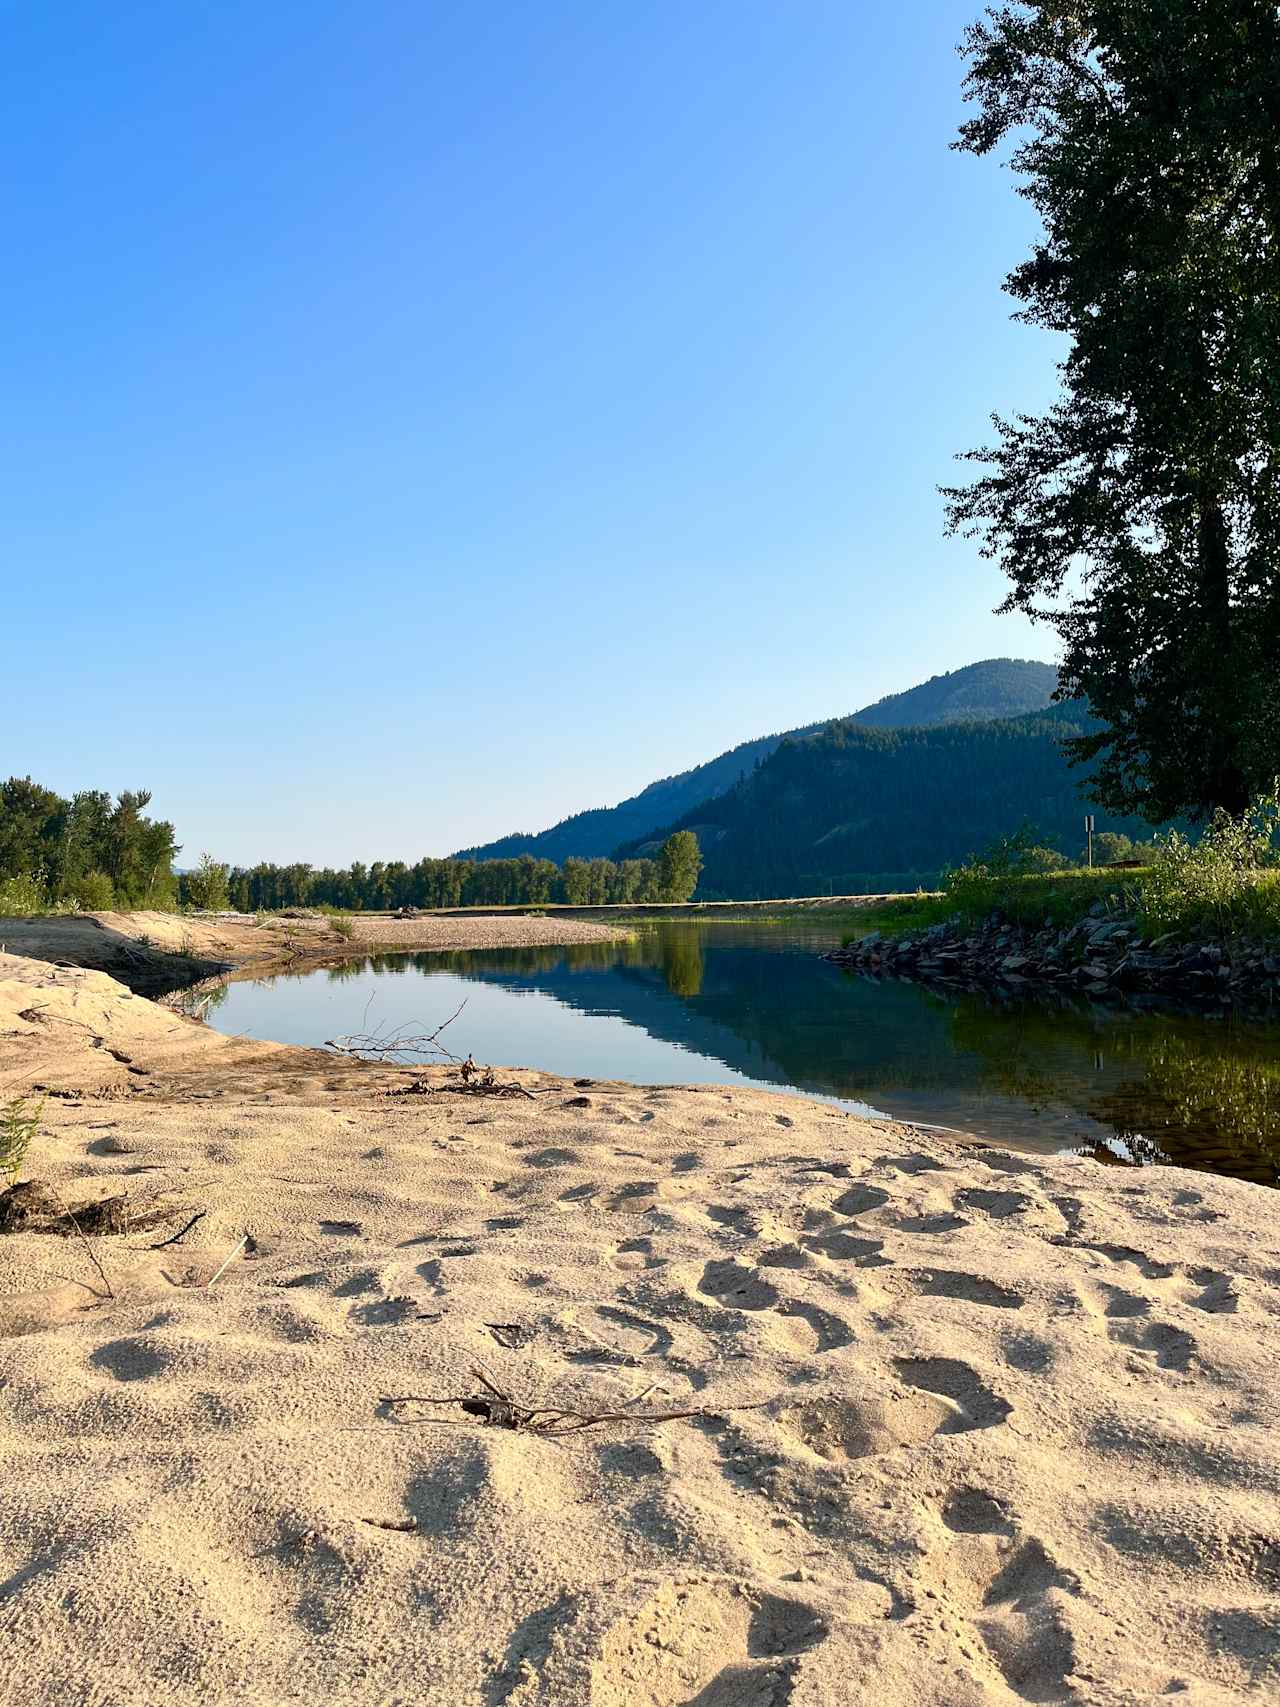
[[380, 1368, 772, 1438], [148, 1209, 208, 1250], [54, 1194, 115, 1300], [325, 1002, 468, 1066], [207, 1234, 249, 1288]]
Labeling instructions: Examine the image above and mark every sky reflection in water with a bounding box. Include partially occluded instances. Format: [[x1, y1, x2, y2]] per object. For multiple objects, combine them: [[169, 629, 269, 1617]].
[[207, 921, 1280, 1187]]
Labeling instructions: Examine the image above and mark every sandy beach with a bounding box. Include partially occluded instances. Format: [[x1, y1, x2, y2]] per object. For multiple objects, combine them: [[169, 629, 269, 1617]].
[[1, 924, 1277, 1705]]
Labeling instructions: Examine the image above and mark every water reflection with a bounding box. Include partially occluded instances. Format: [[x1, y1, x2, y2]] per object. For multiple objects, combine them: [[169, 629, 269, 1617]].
[[208, 923, 1280, 1187]]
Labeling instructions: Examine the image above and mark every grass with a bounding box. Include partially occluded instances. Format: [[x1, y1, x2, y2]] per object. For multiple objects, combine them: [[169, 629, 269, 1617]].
[[0, 1094, 43, 1185], [842, 850, 1280, 949]]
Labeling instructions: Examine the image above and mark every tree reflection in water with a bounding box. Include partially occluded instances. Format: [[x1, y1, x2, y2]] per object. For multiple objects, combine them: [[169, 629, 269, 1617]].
[[210, 924, 1280, 1188]]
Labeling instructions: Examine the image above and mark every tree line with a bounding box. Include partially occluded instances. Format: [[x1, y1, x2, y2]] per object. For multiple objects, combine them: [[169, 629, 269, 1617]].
[[182, 829, 703, 914], [0, 777, 179, 911], [0, 777, 703, 916], [191, 831, 703, 913]]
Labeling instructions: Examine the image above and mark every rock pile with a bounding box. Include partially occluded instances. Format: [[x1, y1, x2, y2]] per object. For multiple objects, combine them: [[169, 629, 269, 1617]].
[[825, 910, 1280, 1006]]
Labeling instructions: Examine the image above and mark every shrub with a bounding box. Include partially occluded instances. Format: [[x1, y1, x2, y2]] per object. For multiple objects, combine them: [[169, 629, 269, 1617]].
[[1138, 785, 1280, 942], [0, 1094, 43, 1185], [183, 853, 231, 912], [71, 871, 116, 911], [0, 871, 47, 916], [330, 914, 356, 941]]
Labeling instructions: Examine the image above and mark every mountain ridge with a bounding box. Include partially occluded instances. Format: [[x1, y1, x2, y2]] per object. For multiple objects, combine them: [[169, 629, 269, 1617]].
[[454, 657, 1058, 864], [616, 699, 1156, 898]]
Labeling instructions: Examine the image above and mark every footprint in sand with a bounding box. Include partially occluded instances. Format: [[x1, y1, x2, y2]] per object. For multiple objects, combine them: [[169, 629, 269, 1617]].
[[779, 1391, 964, 1462], [922, 1518, 1079, 1703], [697, 1259, 779, 1312], [610, 1237, 663, 1273], [1108, 1318, 1197, 1372], [552, 1303, 676, 1367], [589, 1579, 829, 1707], [899, 1269, 1026, 1311]]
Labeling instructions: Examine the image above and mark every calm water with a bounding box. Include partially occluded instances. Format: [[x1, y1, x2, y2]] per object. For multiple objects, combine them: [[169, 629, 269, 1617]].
[[206, 921, 1280, 1187]]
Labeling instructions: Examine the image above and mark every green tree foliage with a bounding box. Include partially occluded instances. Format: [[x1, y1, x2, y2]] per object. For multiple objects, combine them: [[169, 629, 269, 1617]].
[[0, 778, 179, 910], [945, 3, 1280, 821], [1091, 831, 1157, 867], [222, 851, 669, 912], [656, 831, 702, 902], [71, 871, 116, 911], [182, 853, 232, 911]]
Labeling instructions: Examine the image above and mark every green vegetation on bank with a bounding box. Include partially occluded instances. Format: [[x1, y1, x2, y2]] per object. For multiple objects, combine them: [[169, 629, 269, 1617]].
[[848, 790, 1280, 948], [0, 777, 705, 919]]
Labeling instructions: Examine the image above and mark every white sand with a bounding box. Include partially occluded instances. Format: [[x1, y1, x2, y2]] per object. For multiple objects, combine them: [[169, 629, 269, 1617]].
[[0, 949, 1277, 1705]]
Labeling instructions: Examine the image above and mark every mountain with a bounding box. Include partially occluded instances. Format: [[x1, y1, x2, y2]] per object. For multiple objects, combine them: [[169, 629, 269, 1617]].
[[616, 701, 1154, 898], [454, 658, 1058, 863], [848, 658, 1059, 729]]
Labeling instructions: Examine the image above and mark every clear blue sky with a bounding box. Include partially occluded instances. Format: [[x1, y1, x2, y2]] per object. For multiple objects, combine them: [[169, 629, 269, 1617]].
[[3, 0, 1061, 866]]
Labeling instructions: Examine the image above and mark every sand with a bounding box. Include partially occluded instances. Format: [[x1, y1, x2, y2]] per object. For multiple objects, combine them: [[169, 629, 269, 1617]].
[[1, 937, 1278, 1706]]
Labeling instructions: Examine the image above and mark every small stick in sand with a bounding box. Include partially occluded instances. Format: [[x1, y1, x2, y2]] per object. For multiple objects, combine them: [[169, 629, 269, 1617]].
[[54, 1195, 115, 1300], [148, 1209, 208, 1250], [207, 1234, 248, 1288]]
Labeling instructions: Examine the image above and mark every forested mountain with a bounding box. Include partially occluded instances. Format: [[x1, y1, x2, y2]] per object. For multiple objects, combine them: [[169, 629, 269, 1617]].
[[850, 658, 1057, 729], [617, 702, 1154, 899], [455, 658, 1058, 864]]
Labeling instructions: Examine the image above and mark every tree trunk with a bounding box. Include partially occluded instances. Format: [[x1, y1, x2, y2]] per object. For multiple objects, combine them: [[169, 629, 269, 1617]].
[[1197, 490, 1250, 814]]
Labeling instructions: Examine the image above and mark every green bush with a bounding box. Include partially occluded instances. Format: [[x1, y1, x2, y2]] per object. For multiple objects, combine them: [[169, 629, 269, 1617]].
[[182, 853, 231, 912], [71, 871, 116, 912], [0, 871, 48, 916], [0, 1094, 43, 1185], [329, 914, 356, 941], [1138, 786, 1280, 942]]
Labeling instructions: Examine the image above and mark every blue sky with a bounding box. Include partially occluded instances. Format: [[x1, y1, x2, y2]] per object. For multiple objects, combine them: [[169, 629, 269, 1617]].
[[3, 1, 1061, 865]]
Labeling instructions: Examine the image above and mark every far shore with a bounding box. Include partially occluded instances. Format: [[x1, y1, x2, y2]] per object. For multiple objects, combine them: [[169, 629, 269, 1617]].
[[0, 906, 634, 999]]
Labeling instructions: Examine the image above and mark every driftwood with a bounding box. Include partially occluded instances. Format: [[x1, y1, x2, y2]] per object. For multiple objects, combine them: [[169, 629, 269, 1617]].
[[379, 1368, 773, 1438], [325, 1002, 468, 1066]]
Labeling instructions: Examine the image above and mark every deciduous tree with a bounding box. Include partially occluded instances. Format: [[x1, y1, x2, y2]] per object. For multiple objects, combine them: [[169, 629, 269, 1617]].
[[945, 2, 1280, 821]]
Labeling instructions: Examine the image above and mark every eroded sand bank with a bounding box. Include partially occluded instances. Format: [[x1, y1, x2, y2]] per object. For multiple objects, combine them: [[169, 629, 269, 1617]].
[[0, 941, 1277, 1706]]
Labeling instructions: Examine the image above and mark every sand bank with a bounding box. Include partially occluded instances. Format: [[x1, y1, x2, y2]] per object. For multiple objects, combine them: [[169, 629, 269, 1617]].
[[0, 947, 1277, 1705]]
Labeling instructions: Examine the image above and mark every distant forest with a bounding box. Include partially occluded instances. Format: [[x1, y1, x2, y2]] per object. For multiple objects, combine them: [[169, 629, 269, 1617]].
[[0, 780, 702, 915], [618, 704, 1159, 899], [218, 837, 699, 912]]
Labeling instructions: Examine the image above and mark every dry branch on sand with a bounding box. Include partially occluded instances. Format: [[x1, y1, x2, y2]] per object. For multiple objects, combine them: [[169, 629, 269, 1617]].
[[326, 1003, 544, 1099], [324, 1002, 469, 1065], [379, 1368, 774, 1438]]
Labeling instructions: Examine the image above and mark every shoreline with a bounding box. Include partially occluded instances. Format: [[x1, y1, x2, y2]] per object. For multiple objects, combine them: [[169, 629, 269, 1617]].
[[0, 907, 632, 1000], [1, 924, 1278, 1703], [828, 915, 1280, 1011]]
